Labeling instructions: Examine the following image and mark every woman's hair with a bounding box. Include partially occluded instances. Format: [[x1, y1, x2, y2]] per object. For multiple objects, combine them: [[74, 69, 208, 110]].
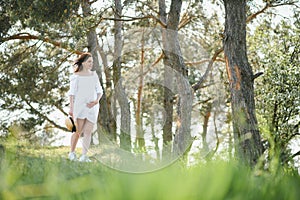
[[73, 52, 92, 72]]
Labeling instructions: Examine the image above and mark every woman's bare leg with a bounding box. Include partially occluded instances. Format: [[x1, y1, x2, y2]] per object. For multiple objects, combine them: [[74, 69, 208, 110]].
[[81, 120, 94, 155], [70, 118, 85, 152]]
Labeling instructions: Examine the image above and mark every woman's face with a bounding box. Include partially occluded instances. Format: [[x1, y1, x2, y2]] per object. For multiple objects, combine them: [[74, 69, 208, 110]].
[[83, 57, 93, 70]]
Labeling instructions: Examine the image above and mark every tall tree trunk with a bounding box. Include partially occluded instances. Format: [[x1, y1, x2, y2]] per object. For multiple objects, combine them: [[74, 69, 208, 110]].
[[223, 0, 263, 166], [202, 103, 212, 153], [82, 0, 111, 139], [97, 45, 116, 139], [151, 108, 160, 160], [165, 0, 193, 156], [113, 0, 131, 150], [135, 28, 145, 149], [159, 0, 173, 157]]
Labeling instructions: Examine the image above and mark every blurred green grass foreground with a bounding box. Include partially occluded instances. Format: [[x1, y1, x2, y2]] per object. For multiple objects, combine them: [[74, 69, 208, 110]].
[[0, 142, 300, 200]]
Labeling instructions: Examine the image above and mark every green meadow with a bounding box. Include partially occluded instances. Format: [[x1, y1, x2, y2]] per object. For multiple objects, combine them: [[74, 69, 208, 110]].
[[1, 142, 299, 200]]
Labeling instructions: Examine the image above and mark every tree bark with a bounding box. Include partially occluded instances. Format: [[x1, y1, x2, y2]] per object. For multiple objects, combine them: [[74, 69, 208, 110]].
[[82, 0, 111, 139], [223, 0, 263, 166], [165, 0, 193, 156], [160, 0, 174, 153], [113, 0, 131, 150], [135, 28, 145, 149], [202, 103, 212, 153], [97, 44, 116, 139]]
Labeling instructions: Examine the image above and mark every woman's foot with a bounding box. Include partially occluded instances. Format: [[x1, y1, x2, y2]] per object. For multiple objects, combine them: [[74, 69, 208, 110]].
[[68, 152, 77, 161], [79, 154, 91, 162]]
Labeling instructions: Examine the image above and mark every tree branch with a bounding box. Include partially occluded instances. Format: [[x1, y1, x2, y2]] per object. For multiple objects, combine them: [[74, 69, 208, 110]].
[[178, 12, 195, 30], [103, 15, 167, 28], [246, 1, 298, 23], [283, 150, 300, 164], [186, 58, 225, 66], [131, 52, 164, 80], [139, 1, 160, 15], [3, 33, 83, 55], [291, 150, 300, 158], [89, 0, 98, 4], [24, 100, 69, 132], [286, 131, 300, 143], [269, 1, 298, 8], [246, 3, 270, 23], [192, 48, 224, 91], [252, 72, 264, 80]]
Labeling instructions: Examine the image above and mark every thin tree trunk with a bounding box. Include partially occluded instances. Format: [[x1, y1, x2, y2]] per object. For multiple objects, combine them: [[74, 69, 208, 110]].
[[165, 0, 193, 156], [82, 0, 111, 139], [136, 28, 145, 149], [113, 0, 131, 150], [271, 100, 279, 133], [159, 0, 174, 159], [223, 0, 263, 166], [202, 103, 212, 153], [151, 109, 160, 160]]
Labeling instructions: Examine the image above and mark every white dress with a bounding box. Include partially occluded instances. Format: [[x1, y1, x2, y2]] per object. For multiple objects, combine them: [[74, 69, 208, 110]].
[[68, 71, 103, 124]]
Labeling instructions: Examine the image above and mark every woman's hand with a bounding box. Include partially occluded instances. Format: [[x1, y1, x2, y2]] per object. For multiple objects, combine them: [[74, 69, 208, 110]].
[[87, 100, 98, 108]]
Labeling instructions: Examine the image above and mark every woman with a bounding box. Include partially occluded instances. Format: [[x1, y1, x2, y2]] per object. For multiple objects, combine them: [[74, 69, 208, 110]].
[[68, 52, 103, 162]]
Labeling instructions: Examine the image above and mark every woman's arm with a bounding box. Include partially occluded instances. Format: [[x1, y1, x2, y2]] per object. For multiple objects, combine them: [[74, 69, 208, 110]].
[[68, 74, 77, 116], [87, 93, 102, 108], [95, 92, 102, 103], [69, 95, 74, 117]]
